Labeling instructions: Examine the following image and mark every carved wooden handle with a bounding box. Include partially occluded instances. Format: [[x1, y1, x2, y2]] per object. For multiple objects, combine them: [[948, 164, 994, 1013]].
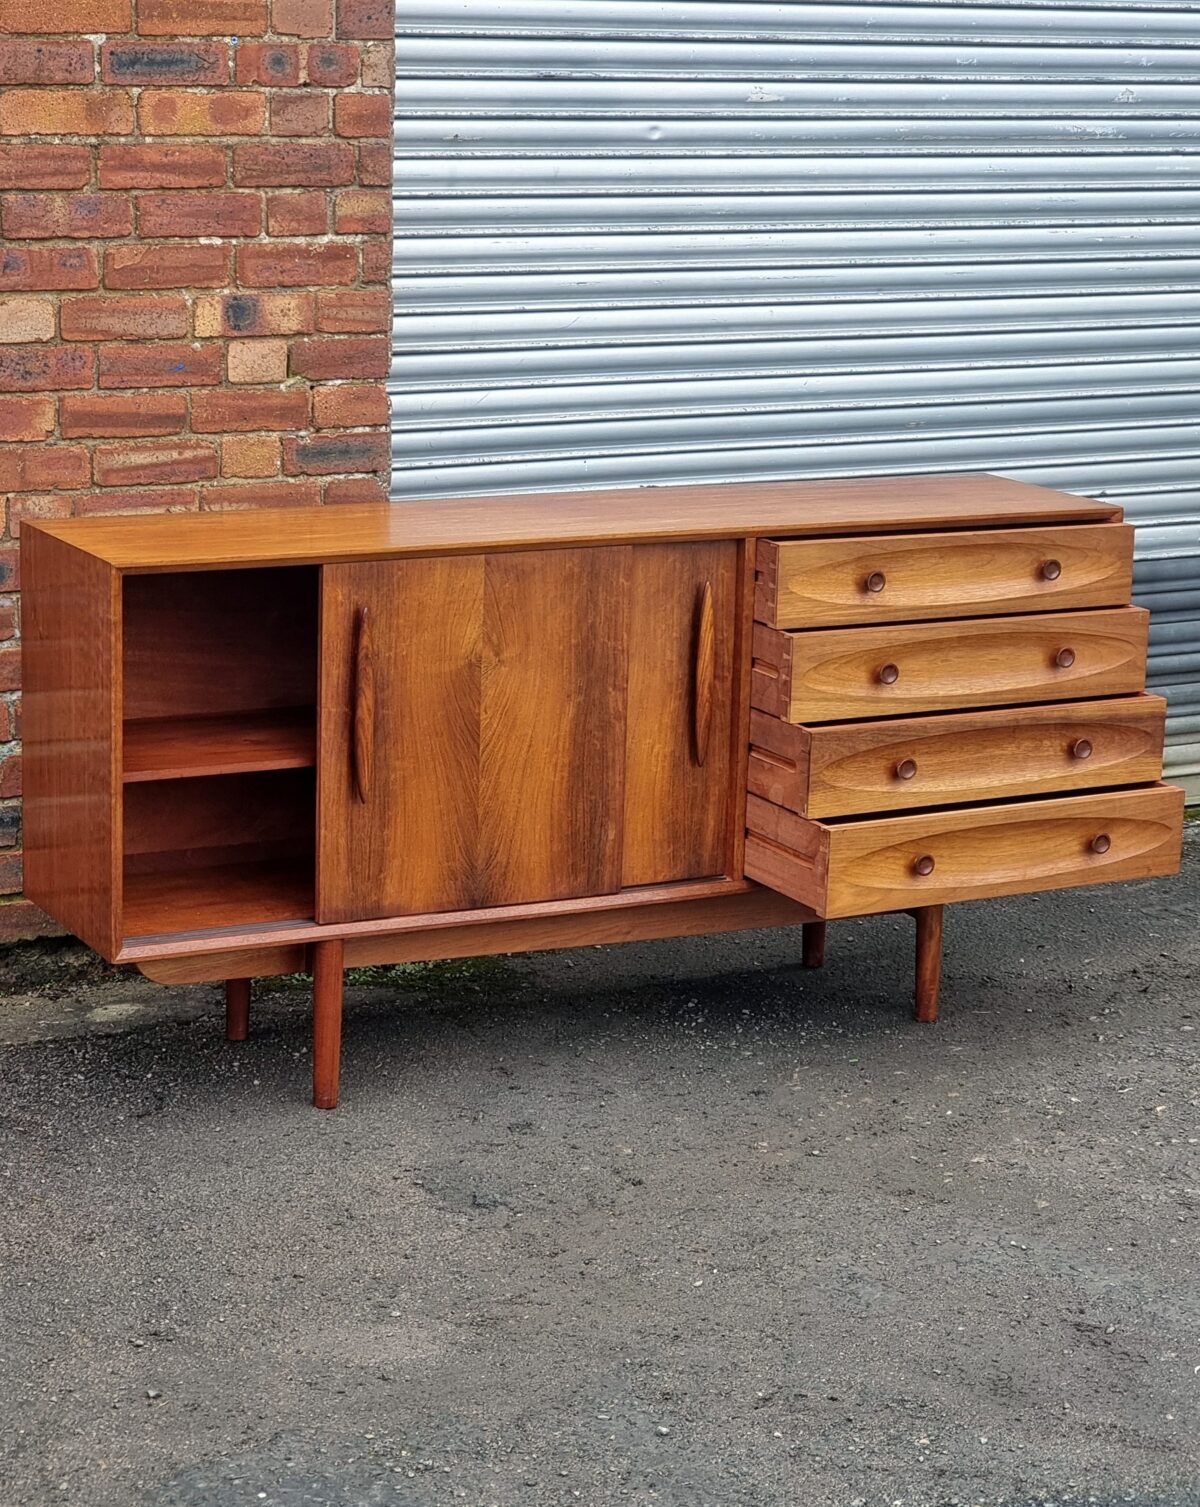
[[351, 604, 374, 803], [693, 579, 715, 766]]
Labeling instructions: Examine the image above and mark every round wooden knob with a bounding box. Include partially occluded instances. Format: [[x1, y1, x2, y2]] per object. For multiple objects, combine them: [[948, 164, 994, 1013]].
[[1040, 559, 1062, 581], [913, 854, 935, 877], [878, 662, 900, 685], [895, 757, 918, 780], [1070, 738, 1093, 761], [1054, 647, 1076, 669], [1090, 833, 1111, 855], [865, 570, 887, 594]]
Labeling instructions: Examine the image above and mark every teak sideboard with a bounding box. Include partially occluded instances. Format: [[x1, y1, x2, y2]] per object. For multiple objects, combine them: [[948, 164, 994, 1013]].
[[22, 475, 1185, 1108]]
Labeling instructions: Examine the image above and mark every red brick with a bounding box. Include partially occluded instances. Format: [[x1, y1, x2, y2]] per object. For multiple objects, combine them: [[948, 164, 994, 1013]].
[[74, 487, 200, 516], [99, 342, 222, 389], [0, 550, 18, 590], [237, 241, 356, 287], [333, 187, 389, 234], [0, 650, 19, 692], [1, 192, 131, 240], [0, 245, 97, 293], [0, 396, 54, 442], [0, 345, 91, 392], [360, 40, 392, 88], [235, 41, 300, 84], [269, 91, 329, 136], [191, 388, 308, 432], [272, 0, 331, 37], [194, 290, 313, 337], [0, 699, 14, 737], [0, 754, 20, 798], [99, 144, 226, 190], [0, 295, 54, 343], [266, 190, 325, 235], [139, 89, 265, 137], [61, 392, 188, 438], [283, 430, 390, 476], [290, 334, 389, 380], [201, 478, 321, 508], [138, 190, 261, 238], [334, 92, 391, 138], [315, 287, 391, 333], [324, 475, 389, 504], [0, 897, 63, 942], [0, 40, 93, 85], [0, 444, 89, 491], [312, 383, 388, 429], [357, 141, 391, 187], [61, 294, 189, 341], [0, 606, 16, 644], [233, 140, 351, 187], [0, 144, 90, 190], [0, 89, 133, 136], [101, 41, 227, 85], [106, 243, 229, 288], [6, 494, 72, 537], [138, 0, 266, 35], [335, 0, 391, 40], [0, 0, 129, 30], [361, 239, 390, 282], [306, 42, 356, 86], [0, 850, 23, 894], [93, 440, 218, 487]]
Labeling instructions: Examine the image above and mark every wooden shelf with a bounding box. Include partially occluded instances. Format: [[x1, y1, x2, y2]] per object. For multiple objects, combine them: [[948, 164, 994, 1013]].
[[123, 856, 313, 940], [123, 709, 316, 783]]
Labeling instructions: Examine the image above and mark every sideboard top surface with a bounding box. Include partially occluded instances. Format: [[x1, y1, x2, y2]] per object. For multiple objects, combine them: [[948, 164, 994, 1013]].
[[28, 473, 1120, 572]]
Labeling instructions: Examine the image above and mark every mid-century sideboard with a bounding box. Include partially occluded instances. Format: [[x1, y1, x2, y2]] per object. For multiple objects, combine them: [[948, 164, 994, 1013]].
[[22, 475, 1184, 1108]]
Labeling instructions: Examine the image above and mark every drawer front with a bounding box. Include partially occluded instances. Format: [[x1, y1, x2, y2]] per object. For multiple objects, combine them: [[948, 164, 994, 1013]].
[[745, 785, 1184, 919], [755, 523, 1133, 628], [748, 695, 1166, 818], [752, 607, 1148, 723]]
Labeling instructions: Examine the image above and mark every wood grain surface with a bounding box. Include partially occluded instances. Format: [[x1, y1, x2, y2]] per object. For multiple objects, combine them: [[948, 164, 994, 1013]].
[[755, 522, 1134, 629], [746, 784, 1184, 919], [752, 607, 1149, 723], [22, 529, 123, 958], [748, 695, 1166, 818], [25, 474, 1118, 572]]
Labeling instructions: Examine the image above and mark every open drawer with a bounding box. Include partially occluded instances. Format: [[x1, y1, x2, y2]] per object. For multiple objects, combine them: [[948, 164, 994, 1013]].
[[744, 784, 1184, 919]]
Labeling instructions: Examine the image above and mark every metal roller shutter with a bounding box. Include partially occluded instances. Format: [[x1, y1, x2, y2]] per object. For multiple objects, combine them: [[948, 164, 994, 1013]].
[[391, 1, 1200, 795]]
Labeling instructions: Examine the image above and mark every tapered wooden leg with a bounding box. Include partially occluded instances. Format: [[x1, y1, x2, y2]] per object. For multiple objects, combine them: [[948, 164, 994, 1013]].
[[802, 920, 827, 969], [913, 905, 943, 1024], [312, 939, 345, 1110], [225, 977, 250, 1041]]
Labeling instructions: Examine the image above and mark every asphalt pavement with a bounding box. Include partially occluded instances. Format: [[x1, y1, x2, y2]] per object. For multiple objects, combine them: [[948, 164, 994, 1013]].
[[1, 835, 1198, 1507]]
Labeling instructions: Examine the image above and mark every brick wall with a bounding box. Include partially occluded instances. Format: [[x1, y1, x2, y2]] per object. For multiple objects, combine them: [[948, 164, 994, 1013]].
[[0, 0, 395, 939]]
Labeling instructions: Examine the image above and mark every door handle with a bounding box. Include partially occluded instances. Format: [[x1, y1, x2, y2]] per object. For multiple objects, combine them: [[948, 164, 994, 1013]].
[[693, 579, 715, 766], [351, 605, 374, 803]]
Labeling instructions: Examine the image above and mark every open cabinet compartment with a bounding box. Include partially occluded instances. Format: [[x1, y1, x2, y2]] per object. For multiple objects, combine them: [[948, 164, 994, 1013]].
[[120, 567, 319, 941]]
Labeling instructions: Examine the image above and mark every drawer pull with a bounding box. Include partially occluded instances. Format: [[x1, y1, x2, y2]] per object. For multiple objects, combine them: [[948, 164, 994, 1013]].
[[877, 662, 900, 685], [1090, 833, 1112, 855], [692, 579, 715, 766], [913, 854, 936, 877], [1040, 559, 1063, 581], [895, 757, 918, 781], [351, 604, 374, 804], [1070, 738, 1093, 761], [1054, 646, 1076, 669], [865, 570, 887, 594]]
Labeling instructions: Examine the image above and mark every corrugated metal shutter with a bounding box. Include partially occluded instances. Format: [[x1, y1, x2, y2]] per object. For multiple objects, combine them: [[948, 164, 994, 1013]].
[[390, 1, 1200, 794]]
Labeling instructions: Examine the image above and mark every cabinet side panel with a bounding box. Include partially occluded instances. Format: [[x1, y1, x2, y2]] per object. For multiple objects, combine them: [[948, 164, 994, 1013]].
[[22, 530, 121, 958], [479, 546, 631, 905], [623, 540, 737, 885]]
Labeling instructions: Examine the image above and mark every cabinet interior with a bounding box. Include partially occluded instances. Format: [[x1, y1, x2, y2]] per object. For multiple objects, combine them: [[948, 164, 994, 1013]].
[[120, 567, 319, 939]]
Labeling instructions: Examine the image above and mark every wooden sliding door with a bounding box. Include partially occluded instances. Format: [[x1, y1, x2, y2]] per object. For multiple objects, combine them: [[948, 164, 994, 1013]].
[[318, 542, 738, 924]]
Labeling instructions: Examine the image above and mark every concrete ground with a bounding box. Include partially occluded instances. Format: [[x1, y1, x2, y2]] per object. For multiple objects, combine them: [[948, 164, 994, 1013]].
[[1, 839, 1198, 1507]]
